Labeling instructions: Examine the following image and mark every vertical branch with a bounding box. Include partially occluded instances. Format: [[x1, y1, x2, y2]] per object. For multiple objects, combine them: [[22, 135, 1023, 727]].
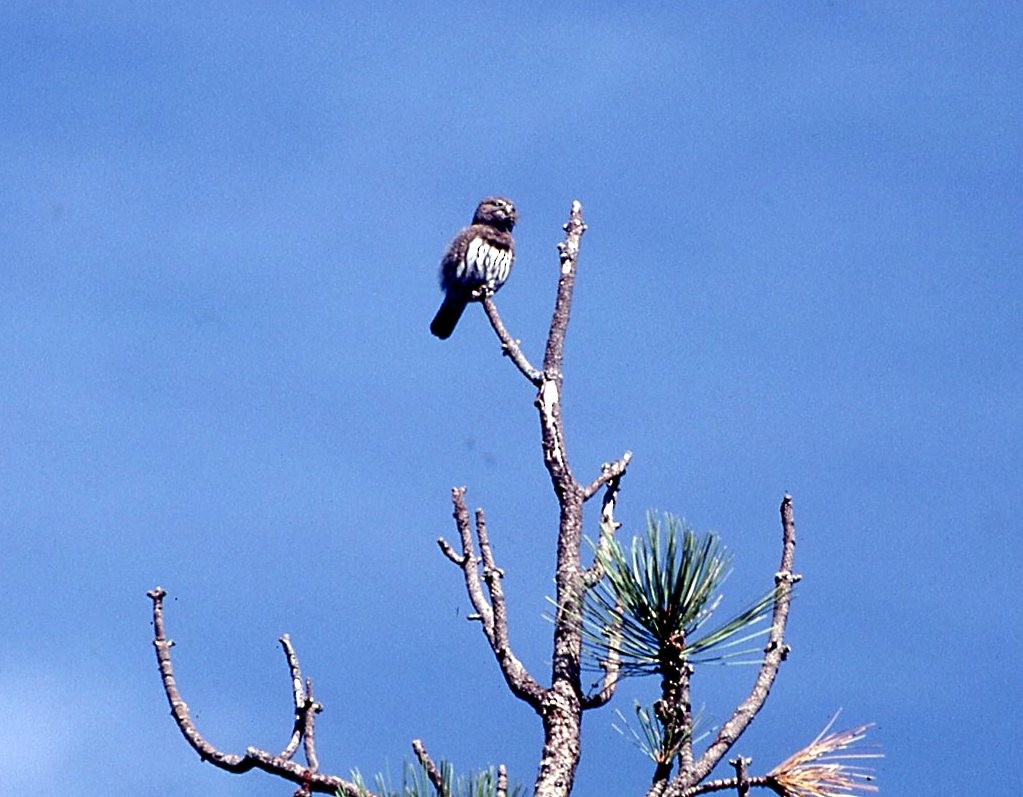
[[302, 679, 321, 773], [675, 663, 695, 780], [651, 639, 693, 786], [439, 488, 495, 636], [544, 200, 586, 379], [469, 201, 630, 797], [536, 202, 586, 500], [280, 634, 306, 759], [730, 757, 751, 797], [475, 508, 510, 656], [676, 495, 800, 792], [581, 461, 627, 708], [533, 201, 588, 797]]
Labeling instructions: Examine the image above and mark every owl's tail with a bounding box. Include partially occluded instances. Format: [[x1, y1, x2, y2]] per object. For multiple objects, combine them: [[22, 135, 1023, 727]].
[[430, 291, 468, 339]]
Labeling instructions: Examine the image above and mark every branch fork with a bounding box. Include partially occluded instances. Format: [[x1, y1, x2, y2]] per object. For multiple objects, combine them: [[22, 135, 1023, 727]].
[[146, 587, 362, 796], [437, 488, 545, 709]]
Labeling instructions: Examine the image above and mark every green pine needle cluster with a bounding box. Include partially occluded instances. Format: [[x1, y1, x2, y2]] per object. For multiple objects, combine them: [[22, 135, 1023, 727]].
[[611, 701, 708, 765], [583, 512, 778, 675], [349, 761, 522, 797]]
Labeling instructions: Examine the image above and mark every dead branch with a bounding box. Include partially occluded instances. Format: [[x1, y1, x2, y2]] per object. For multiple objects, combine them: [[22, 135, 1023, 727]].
[[482, 296, 542, 385], [579, 610, 621, 710], [730, 756, 752, 797], [412, 739, 446, 796], [437, 488, 545, 709], [530, 201, 589, 797], [582, 452, 633, 502], [146, 587, 360, 796], [581, 465, 628, 589], [661, 495, 800, 797], [580, 468, 627, 709], [279, 634, 323, 767]]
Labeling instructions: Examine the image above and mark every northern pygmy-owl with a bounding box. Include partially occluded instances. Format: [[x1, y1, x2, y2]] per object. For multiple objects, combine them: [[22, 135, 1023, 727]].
[[430, 197, 517, 339]]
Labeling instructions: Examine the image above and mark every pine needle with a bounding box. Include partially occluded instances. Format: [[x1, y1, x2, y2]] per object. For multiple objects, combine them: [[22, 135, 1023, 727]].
[[768, 713, 881, 797]]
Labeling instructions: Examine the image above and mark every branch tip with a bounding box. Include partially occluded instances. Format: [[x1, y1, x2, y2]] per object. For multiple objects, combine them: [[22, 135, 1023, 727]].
[[411, 739, 445, 796]]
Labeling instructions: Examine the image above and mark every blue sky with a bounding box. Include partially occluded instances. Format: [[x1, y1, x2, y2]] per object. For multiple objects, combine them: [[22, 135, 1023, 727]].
[[1, 2, 1020, 795]]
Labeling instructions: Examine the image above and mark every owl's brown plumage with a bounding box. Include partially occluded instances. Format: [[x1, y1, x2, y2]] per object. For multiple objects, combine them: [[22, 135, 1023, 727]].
[[430, 197, 517, 339]]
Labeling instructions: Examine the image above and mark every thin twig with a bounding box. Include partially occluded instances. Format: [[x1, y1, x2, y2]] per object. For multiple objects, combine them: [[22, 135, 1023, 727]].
[[476, 507, 509, 652], [474, 506, 545, 707], [438, 487, 494, 633], [411, 739, 446, 796], [580, 466, 627, 709], [582, 465, 628, 588], [302, 679, 322, 773], [730, 756, 751, 797], [580, 609, 621, 709], [146, 587, 360, 796], [582, 452, 632, 501], [437, 536, 465, 566], [280, 634, 305, 759], [482, 296, 542, 385]]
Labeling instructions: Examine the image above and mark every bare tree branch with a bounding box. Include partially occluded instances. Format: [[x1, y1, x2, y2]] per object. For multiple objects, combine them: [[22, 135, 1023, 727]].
[[582, 464, 628, 589], [580, 466, 627, 710], [579, 611, 621, 710], [482, 296, 542, 385], [279, 634, 322, 764], [730, 756, 751, 797], [280, 635, 305, 760], [664, 495, 800, 795], [412, 739, 446, 796], [437, 536, 466, 566], [146, 587, 362, 796], [531, 201, 589, 797], [511, 200, 587, 509], [581, 452, 632, 502], [438, 488, 546, 709], [438, 487, 494, 632], [302, 678, 322, 774], [674, 774, 785, 797], [544, 201, 586, 382]]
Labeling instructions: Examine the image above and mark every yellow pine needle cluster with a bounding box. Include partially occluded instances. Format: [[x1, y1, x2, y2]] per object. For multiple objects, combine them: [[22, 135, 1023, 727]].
[[768, 716, 881, 797]]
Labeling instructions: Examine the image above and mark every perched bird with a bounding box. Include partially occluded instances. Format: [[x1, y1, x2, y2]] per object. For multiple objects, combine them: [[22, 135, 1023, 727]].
[[430, 197, 517, 339]]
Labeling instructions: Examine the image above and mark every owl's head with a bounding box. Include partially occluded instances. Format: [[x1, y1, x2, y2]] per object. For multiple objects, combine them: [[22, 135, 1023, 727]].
[[473, 197, 517, 232]]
